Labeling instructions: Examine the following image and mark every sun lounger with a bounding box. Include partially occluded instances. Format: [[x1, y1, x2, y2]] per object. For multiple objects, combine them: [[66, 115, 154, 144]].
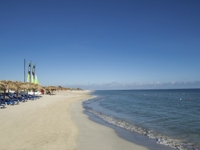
[[0, 100, 6, 108], [0, 95, 6, 108], [5, 99, 15, 105], [19, 93, 34, 100], [11, 93, 26, 102], [6, 93, 19, 104]]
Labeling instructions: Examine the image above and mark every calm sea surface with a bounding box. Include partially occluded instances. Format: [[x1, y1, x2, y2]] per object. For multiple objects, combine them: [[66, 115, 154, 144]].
[[83, 89, 200, 150]]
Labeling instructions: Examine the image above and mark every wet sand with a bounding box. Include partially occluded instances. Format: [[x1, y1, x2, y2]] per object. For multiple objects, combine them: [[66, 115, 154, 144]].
[[71, 100, 148, 150], [71, 100, 175, 150]]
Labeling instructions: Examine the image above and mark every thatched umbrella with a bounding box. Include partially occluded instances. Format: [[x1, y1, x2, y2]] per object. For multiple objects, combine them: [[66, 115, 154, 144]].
[[43, 86, 49, 94], [57, 86, 69, 91], [57, 86, 68, 91], [17, 82, 31, 94], [12, 81, 27, 98], [45, 86, 57, 95], [0, 81, 5, 89], [21, 82, 42, 95], [37, 84, 42, 91], [0, 81, 6, 99], [0, 80, 15, 100], [44, 86, 50, 94], [57, 86, 62, 91], [25, 82, 34, 92], [20, 82, 29, 90], [32, 84, 42, 95]]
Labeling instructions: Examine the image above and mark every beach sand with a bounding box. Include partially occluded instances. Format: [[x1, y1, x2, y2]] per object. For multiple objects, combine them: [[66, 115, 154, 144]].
[[71, 100, 148, 150], [0, 90, 91, 150], [0, 91, 174, 150], [71, 98, 175, 150]]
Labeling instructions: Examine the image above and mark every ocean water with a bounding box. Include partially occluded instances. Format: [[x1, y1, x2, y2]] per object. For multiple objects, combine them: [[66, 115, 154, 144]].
[[83, 89, 200, 150]]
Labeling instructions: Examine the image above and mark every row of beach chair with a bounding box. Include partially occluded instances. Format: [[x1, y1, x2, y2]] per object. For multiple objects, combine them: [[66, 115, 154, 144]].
[[0, 92, 42, 109]]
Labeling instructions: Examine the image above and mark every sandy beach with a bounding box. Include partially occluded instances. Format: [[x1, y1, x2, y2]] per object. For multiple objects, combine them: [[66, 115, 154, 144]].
[[71, 100, 175, 150], [0, 90, 92, 150], [0, 90, 175, 150], [71, 100, 148, 150]]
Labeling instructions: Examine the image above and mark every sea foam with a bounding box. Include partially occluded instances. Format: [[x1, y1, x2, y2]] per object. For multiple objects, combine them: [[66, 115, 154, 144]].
[[85, 107, 200, 150]]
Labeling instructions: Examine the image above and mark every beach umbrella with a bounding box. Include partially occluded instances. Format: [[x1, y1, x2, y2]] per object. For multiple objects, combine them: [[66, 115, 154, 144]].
[[24, 82, 42, 95], [12, 81, 27, 98], [57, 86, 68, 91], [2, 80, 15, 91], [45, 86, 57, 94], [0, 81, 6, 92], [57, 86, 62, 91], [35, 84, 42, 91], [16, 82, 30, 93], [32, 84, 42, 95], [20, 82, 31, 94], [0, 81, 6, 100], [43, 86, 49, 94], [0, 81, 5, 89], [23, 82, 35, 94], [58, 86, 68, 91], [46, 86, 57, 90], [27, 82, 34, 90], [0, 80, 15, 100], [20, 82, 29, 90], [27, 82, 35, 94]]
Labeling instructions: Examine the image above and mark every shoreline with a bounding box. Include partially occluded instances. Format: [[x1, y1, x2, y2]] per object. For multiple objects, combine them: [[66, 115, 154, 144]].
[[71, 96, 176, 150], [71, 100, 147, 150], [0, 90, 177, 150]]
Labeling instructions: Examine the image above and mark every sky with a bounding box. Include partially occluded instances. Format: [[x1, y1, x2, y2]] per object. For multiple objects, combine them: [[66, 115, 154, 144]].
[[0, 0, 200, 90]]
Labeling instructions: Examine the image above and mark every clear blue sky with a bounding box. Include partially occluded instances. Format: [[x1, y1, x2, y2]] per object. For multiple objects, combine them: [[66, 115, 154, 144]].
[[0, 0, 200, 89]]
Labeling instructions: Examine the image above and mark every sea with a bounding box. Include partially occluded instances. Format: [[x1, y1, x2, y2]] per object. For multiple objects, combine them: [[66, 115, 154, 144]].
[[83, 89, 200, 150]]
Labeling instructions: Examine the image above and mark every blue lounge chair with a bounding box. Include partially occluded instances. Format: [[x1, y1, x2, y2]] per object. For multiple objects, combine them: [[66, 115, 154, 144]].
[[10, 93, 25, 102], [28, 94, 37, 100], [15, 93, 28, 102], [6, 93, 19, 104], [19, 92, 34, 100], [0, 100, 6, 108], [0, 94, 6, 108], [0, 94, 15, 105]]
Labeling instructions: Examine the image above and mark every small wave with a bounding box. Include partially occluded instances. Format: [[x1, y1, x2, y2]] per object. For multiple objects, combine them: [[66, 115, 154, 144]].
[[83, 106, 92, 110], [87, 109, 200, 150]]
